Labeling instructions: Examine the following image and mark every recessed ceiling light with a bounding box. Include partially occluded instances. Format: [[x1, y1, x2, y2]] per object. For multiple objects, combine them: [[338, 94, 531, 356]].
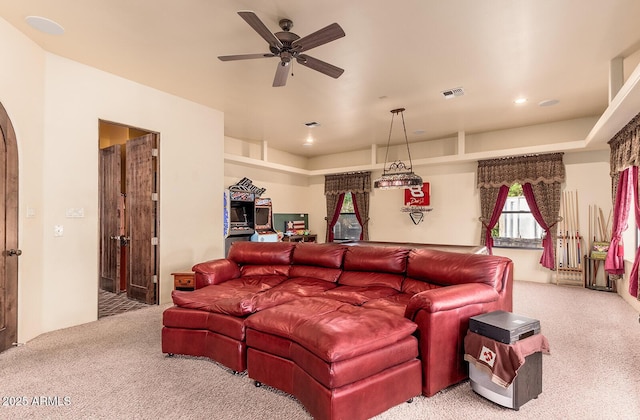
[[304, 121, 320, 128], [538, 99, 559, 107], [413, 129, 426, 135], [514, 97, 528, 105], [25, 16, 65, 35]]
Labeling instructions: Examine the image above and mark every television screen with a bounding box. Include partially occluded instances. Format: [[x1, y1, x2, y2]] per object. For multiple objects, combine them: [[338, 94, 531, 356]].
[[255, 206, 272, 229], [229, 206, 246, 223]]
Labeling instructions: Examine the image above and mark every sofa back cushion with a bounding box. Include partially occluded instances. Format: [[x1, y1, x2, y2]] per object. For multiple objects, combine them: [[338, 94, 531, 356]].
[[228, 241, 295, 277], [405, 249, 510, 291], [289, 243, 347, 282], [338, 246, 409, 290]]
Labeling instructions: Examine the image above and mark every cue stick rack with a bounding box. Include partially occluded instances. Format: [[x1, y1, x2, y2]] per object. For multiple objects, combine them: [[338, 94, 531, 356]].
[[555, 190, 584, 286]]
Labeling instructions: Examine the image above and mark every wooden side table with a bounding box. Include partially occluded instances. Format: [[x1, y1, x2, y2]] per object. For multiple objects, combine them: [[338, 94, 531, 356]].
[[172, 271, 195, 291]]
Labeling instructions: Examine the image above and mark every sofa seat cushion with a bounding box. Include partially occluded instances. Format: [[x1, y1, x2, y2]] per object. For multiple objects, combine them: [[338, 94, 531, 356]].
[[171, 275, 286, 316], [320, 285, 399, 305], [245, 297, 417, 363], [163, 306, 247, 340], [337, 271, 405, 290], [361, 293, 413, 317], [249, 277, 338, 312], [288, 265, 342, 283]]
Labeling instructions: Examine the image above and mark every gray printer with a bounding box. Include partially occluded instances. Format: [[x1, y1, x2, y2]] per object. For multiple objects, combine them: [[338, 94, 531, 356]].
[[469, 310, 540, 344]]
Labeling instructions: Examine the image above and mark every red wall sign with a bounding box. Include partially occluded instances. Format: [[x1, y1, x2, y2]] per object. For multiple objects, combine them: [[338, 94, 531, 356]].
[[404, 183, 430, 206]]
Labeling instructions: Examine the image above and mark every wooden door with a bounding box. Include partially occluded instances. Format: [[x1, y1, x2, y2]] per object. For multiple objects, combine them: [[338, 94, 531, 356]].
[[126, 134, 158, 304], [0, 102, 19, 353], [99, 144, 122, 293]]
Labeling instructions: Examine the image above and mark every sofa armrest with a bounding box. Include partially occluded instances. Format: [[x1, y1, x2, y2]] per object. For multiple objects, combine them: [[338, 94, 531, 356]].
[[403, 282, 503, 397], [404, 283, 499, 321], [191, 259, 240, 288]]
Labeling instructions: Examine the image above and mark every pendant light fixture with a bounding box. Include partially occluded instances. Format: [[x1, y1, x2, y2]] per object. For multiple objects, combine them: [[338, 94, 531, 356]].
[[373, 108, 423, 189]]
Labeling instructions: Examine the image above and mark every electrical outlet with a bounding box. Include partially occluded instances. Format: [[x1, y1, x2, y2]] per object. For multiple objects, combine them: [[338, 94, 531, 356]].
[[54, 225, 63, 237]]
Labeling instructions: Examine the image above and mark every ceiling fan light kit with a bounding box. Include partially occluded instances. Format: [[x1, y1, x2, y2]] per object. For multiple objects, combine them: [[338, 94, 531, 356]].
[[218, 11, 345, 87], [374, 108, 423, 190]]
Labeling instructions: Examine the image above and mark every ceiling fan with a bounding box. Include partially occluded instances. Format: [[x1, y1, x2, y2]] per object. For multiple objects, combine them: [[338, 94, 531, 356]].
[[218, 11, 345, 87]]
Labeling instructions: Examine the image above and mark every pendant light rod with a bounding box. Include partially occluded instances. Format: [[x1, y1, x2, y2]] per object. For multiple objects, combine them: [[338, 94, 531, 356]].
[[396, 108, 414, 172], [373, 107, 423, 189]]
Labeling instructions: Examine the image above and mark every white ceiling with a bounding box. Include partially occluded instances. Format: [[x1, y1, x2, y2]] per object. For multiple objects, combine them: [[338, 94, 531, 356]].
[[1, 0, 639, 157]]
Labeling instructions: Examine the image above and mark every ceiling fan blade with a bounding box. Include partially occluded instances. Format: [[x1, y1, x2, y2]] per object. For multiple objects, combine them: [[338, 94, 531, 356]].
[[273, 61, 290, 87], [292, 23, 345, 52], [218, 53, 275, 61], [238, 11, 283, 50], [296, 54, 344, 79]]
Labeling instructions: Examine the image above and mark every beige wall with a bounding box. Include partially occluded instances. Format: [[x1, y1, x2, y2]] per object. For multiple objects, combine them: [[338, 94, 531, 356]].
[[41, 54, 224, 333], [1, 17, 225, 342]]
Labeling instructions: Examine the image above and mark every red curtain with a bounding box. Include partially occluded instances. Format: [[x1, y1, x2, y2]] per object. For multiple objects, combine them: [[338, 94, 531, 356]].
[[628, 167, 640, 296], [605, 167, 635, 276], [326, 193, 345, 242], [523, 183, 555, 269], [483, 185, 509, 254]]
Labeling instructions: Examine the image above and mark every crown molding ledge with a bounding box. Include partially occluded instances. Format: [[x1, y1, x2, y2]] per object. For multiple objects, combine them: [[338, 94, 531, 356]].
[[585, 60, 640, 147], [225, 140, 591, 177]]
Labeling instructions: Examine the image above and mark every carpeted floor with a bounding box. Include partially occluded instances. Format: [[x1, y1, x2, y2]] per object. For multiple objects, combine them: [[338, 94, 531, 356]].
[[98, 289, 150, 319], [1, 281, 639, 419]]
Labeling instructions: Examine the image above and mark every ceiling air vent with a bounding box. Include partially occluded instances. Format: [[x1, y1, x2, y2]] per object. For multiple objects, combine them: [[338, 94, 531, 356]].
[[441, 87, 465, 99]]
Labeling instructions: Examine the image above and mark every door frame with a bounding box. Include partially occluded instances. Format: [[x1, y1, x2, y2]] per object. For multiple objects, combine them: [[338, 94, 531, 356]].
[[0, 101, 19, 352], [98, 120, 159, 306]]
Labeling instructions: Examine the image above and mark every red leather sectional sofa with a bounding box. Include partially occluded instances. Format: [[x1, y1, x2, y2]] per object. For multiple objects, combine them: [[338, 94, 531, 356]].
[[162, 241, 513, 419]]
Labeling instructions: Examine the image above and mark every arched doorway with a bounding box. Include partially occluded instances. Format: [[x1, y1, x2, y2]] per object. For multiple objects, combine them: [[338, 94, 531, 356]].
[[0, 101, 20, 353]]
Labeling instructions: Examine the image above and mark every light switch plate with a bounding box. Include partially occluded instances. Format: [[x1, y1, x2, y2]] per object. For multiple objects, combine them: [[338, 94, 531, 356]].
[[54, 225, 63, 237], [65, 208, 85, 218]]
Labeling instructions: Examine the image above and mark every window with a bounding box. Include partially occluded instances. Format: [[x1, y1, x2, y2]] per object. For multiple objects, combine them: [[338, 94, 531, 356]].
[[332, 192, 362, 241], [493, 183, 543, 249]]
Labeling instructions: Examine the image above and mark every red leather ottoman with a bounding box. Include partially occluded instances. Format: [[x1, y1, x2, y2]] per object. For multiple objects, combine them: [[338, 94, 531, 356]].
[[161, 306, 248, 372], [245, 297, 422, 420]]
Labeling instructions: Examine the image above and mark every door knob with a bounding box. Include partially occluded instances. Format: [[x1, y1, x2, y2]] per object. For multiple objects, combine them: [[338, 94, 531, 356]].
[[7, 249, 22, 256]]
